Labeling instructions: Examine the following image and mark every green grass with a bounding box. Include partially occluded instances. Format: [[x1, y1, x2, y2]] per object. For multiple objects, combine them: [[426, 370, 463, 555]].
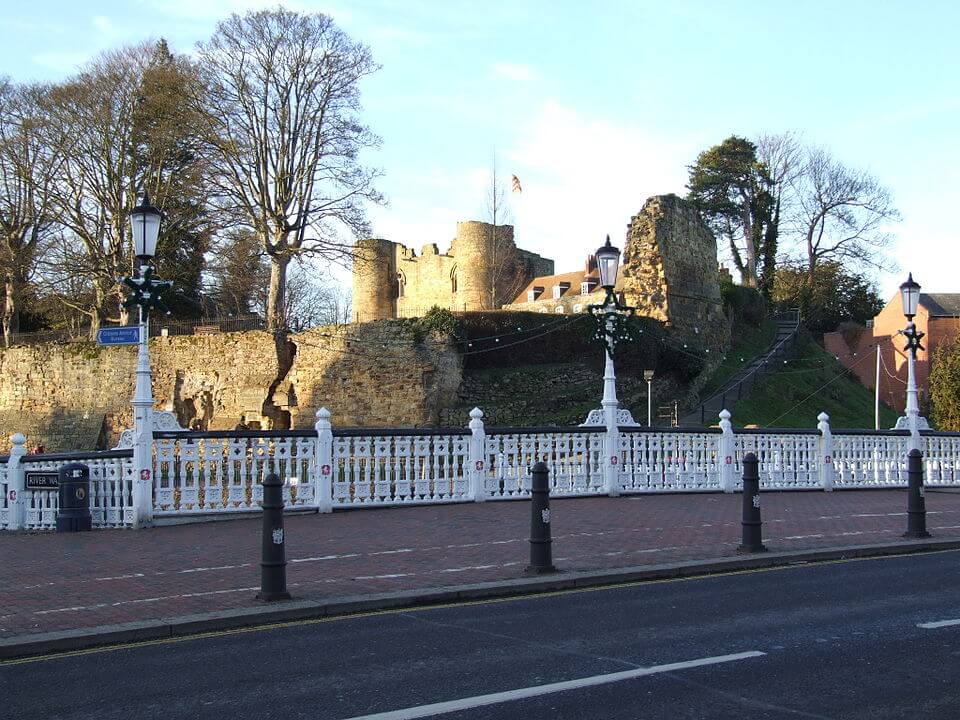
[[698, 318, 777, 398], [732, 333, 900, 429]]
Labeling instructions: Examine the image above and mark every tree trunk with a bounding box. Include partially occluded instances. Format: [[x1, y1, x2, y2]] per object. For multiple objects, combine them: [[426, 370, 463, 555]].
[[267, 254, 290, 331], [3, 273, 17, 348], [89, 282, 106, 340]]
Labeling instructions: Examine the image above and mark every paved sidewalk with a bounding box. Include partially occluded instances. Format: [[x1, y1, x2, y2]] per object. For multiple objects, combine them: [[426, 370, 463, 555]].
[[3, 489, 960, 652]]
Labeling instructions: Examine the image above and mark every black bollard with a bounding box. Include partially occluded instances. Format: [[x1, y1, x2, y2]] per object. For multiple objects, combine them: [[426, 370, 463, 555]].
[[257, 473, 291, 601], [738, 453, 767, 553], [904, 448, 931, 538], [525, 461, 556, 574]]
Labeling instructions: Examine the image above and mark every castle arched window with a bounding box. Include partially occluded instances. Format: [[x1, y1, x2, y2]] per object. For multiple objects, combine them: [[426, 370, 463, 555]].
[[451, 268, 458, 294], [395, 272, 405, 299]]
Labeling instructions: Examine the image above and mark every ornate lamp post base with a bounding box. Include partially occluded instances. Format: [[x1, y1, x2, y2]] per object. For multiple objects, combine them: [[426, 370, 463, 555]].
[[894, 415, 930, 431]]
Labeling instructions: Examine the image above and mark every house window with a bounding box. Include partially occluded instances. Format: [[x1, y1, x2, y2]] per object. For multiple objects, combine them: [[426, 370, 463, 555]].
[[573, 304, 583, 313], [552, 282, 571, 299], [528, 286, 544, 302], [539, 306, 548, 313], [555, 306, 564, 314]]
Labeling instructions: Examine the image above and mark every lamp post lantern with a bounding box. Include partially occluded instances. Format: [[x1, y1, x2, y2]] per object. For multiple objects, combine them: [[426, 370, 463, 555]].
[[894, 273, 928, 451], [123, 192, 171, 528], [581, 235, 640, 496]]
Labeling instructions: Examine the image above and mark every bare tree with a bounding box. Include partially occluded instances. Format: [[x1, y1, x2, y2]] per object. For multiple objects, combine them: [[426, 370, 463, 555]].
[[790, 146, 900, 283], [197, 8, 383, 331], [484, 155, 524, 308], [754, 132, 802, 297], [0, 80, 61, 345], [42, 42, 206, 336]]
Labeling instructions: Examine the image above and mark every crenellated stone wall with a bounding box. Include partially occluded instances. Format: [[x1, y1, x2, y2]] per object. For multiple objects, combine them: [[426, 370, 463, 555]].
[[0, 322, 462, 452], [352, 221, 553, 322]]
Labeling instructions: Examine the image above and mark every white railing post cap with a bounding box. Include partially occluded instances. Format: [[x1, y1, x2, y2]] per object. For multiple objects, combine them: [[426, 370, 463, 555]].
[[719, 409, 731, 422], [10, 432, 26, 447]]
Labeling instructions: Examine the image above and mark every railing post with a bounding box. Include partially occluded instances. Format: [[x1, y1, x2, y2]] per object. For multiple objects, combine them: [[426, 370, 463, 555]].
[[6, 433, 26, 530], [817, 412, 834, 492], [469, 407, 486, 502], [314, 408, 333, 513], [719, 409, 735, 492]]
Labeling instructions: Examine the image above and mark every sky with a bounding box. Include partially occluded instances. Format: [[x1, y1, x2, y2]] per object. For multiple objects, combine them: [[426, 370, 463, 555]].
[[2, 0, 959, 302]]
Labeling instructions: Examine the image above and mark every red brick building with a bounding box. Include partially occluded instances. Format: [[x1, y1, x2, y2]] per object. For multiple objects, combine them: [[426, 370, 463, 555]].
[[824, 293, 960, 417]]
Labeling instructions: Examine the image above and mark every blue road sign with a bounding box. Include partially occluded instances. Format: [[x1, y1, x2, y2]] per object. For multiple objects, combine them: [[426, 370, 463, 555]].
[[96, 326, 141, 346]]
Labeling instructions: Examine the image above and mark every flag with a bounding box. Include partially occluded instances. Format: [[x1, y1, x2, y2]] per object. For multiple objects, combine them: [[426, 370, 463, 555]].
[[511, 174, 522, 194]]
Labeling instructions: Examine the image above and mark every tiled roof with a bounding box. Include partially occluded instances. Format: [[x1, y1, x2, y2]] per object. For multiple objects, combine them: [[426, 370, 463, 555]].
[[921, 294, 960, 317], [512, 269, 601, 303]]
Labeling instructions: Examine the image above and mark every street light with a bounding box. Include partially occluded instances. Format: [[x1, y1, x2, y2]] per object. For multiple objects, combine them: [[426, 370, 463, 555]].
[[122, 191, 171, 528], [895, 272, 928, 451], [644, 370, 655, 426], [583, 235, 640, 496]]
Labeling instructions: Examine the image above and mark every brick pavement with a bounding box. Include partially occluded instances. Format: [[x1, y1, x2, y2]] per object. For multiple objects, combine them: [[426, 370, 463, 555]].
[[2, 489, 960, 641]]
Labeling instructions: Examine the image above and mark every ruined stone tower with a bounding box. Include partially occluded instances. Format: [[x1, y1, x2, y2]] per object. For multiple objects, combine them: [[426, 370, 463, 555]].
[[620, 194, 728, 351]]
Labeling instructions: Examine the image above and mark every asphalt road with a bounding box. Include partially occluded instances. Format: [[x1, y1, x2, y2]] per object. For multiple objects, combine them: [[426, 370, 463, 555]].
[[4, 550, 960, 719]]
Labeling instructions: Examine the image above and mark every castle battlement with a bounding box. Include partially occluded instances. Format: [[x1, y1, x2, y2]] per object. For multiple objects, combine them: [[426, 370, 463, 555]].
[[352, 221, 554, 322]]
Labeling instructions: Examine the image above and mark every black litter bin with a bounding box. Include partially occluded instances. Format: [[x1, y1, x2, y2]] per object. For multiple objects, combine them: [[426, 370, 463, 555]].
[[57, 462, 92, 532]]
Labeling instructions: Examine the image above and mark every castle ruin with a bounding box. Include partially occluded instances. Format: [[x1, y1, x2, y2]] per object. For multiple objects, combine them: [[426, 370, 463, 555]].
[[352, 221, 554, 322], [353, 196, 728, 355]]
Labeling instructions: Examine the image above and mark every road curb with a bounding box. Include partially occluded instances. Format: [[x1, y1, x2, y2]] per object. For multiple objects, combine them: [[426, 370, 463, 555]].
[[4, 537, 960, 660]]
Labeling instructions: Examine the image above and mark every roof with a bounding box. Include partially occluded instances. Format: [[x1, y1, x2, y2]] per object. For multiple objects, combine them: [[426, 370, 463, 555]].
[[512, 269, 601, 303], [921, 293, 960, 317]]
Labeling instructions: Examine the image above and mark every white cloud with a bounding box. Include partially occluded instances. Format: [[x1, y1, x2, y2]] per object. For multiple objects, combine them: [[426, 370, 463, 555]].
[[503, 101, 698, 273], [365, 100, 702, 279], [493, 62, 538, 82]]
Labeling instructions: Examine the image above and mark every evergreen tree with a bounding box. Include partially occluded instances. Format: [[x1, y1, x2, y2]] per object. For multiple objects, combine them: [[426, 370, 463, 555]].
[[687, 136, 775, 289], [132, 39, 211, 318], [931, 336, 960, 431]]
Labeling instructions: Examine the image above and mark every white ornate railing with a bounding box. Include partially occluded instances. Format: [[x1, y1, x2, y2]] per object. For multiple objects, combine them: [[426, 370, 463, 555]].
[[619, 429, 723, 492], [0, 459, 9, 529], [482, 429, 606, 498], [733, 431, 821, 490], [0, 444, 134, 530], [8, 408, 960, 530], [152, 432, 318, 516], [331, 431, 472, 506]]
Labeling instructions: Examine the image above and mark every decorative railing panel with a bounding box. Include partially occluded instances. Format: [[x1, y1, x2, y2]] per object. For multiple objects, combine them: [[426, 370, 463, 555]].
[[18, 453, 134, 529], [153, 432, 317, 515], [734, 432, 820, 490], [331, 431, 471, 506], [0, 461, 9, 529], [482, 429, 606, 498], [922, 434, 960, 486], [832, 433, 907, 488], [620, 430, 723, 492]]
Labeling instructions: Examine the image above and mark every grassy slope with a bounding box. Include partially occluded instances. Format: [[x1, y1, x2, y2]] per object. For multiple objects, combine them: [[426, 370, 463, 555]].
[[733, 333, 900, 429], [698, 318, 776, 398]]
